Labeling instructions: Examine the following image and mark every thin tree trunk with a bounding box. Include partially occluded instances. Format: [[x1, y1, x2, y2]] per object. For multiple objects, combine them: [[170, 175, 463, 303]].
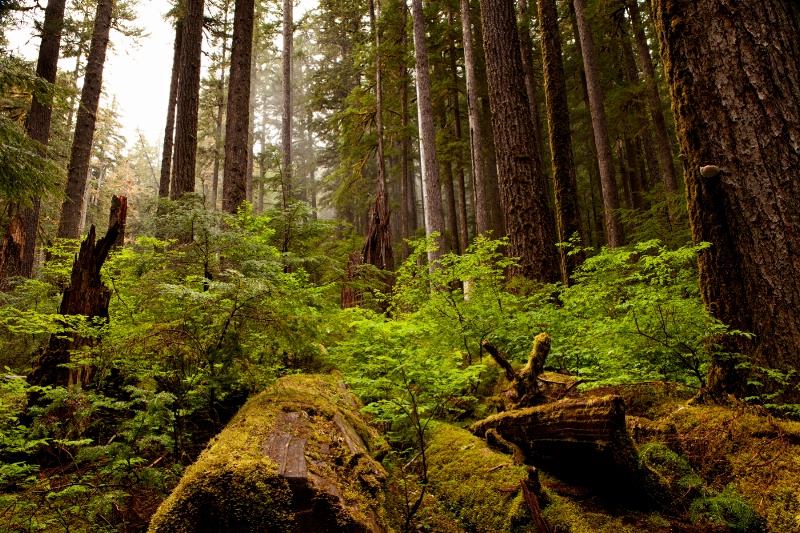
[[439, 107, 460, 254], [57, 0, 114, 239], [281, 0, 293, 209], [517, 0, 546, 177], [628, 0, 678, 192], [212, 6, 229, 211], [171, 0, 205, 200], [222, 0, 254, 214], [159, 19, 183, 200], [362, 0, 394, 272], [0, 0, 67, 285], [460, 0, 489, 236], [400, 11, 411, 259], [448, 10, 469, 251], [246, 50, 258, 203], [478, 0, 561, 282], [652, 0, 800, 393], [411, 0, 445, 264], [572, 0, 624, 248], [538, 0, 584, 282]]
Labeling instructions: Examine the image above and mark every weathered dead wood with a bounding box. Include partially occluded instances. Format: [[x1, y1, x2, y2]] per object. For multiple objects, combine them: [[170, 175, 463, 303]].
[[471, 395, 640, 486], [341, 250, 363, 309], [28, 196, 127, 388], [149, 374, 389, 533], [484, 333, 551, 408]]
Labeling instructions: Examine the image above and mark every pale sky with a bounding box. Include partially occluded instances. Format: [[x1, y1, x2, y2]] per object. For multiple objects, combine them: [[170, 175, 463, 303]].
[[7, 0, 186, 150]]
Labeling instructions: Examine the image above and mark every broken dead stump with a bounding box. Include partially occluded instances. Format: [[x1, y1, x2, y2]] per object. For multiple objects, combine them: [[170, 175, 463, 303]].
[[470, 395, 641, 494], [148, 374, 389, 533], [28, 195, 127, 389], [483, 332, 551, 409]]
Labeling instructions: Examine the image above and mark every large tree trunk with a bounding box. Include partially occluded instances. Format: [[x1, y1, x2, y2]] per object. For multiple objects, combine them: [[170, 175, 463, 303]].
[[362, 0, 394, 272], [411, 0, 445, 264], [57, 0, 114, 239], [171, 0, 205, 200], [478, 0, 561, 282], [572, 0, 625, 248], [460, 0, 489, 237], [538, 0, 585, 283], [30, 196, 127, 388], [0, 0, 67, 285], [651, 0, 800, 394], [222, 0, 255, 214], [628, 0, 678, 193], [159, 19, 183, 200], [281, 0, 293, 209]]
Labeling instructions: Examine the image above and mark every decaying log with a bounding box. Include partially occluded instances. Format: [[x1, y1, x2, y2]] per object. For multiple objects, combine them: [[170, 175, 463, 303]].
[[148, 374, 389, 533], [28, 196, 127, 388], [470, 395, 640, 488], [483, 332, 551, 408]]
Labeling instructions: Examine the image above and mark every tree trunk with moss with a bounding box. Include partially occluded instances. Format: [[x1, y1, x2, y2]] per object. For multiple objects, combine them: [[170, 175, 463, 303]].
[[159, 19, 183, 201], [539, 0, 585, 282], [651, 0, 800, 396], [478, 0, 561, 282]]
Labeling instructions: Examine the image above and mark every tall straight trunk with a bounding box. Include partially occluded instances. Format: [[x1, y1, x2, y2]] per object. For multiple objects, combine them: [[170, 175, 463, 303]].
[[619, 16, 660, 190], [619, 28, 648, 208], [460, 0, 489, 236], [652, 0, 800, 392], [439, 107, 460, 254], [212, 5, 229, 211], [159, 19, 183, 200], [362, 0, 394, 271], [628, 0, 678, 192], [538, 0, 584, 282], [411, 0, 445, 264], [281, 0, 293, 209], [57, 0, 114, 239], [572, 0, 624, 248], [448, 10, 469, 251], [246, 50, 258, 202], [222, 0, 254, 214], [171, 0, 205, 200], [517, 0, 545, 177], [478, 0, 561, 282], [0, 0, 67, 285], [400, 8, 412, 259]]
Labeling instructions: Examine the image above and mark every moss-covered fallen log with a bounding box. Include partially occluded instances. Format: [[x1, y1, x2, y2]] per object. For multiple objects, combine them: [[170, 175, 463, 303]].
[[425, 423, 538, 533], [470, 396, 639, 489], [148, 374, 389, 533]]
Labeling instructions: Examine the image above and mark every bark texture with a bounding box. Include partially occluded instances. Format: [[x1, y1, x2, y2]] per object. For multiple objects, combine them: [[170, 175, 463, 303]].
[[460, 0, 489, 236], [222, 0, 255, 214], [478, 0, 560, 282], [411, 0, 445, 264], [171, 0, 205, 200], [159, 19, 183, 200], [539, 0, 585, 282], [517, 0, 545, 176], [572, 0, 624, 248], [57, 0, 114, 239], [652, 0, 800, 386]]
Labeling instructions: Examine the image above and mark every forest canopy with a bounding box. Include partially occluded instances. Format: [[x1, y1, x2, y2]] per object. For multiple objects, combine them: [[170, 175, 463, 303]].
[[0, 0, 799, 531]]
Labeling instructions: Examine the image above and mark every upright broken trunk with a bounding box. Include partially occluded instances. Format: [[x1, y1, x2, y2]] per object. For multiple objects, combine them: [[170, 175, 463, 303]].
[[147, 374, 389, 533], [29, 196, 127, 388]]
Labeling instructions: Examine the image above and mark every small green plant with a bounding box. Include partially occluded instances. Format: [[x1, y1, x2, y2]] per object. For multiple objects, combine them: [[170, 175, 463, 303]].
[[689, 485, 766, 532]]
